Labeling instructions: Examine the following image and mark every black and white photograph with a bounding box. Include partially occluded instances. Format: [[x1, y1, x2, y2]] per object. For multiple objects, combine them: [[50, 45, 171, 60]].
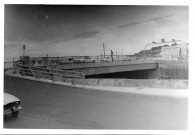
[[2, 0, 193, 134]]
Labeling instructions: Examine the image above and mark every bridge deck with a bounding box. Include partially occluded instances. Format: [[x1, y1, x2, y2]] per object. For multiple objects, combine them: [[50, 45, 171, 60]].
[[57, 59, 158, 75]]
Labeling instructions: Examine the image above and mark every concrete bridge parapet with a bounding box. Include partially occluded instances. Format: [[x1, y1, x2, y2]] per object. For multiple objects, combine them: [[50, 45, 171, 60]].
[[58, 59, 157, 69], [57, 59, 158, 76]]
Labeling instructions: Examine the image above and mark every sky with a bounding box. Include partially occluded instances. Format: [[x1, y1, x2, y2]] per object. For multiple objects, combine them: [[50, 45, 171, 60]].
[[4, 5, 189, 61]]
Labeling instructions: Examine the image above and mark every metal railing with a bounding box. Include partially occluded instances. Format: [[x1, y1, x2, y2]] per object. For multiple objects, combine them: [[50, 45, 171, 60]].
[[13, 64, 85, 85]]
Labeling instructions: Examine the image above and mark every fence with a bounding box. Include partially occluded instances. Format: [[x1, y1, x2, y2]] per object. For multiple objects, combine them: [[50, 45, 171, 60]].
[[13, 64, 85, 85]]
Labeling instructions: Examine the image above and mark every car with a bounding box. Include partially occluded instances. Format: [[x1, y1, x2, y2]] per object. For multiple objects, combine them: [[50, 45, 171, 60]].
[[65, 57, 74, 64], [74, 56, 96, 63], [58, 60, 67, 65], [83, 56, 96, 63], [59, 57, 74, 65], [73, 56, 85, 63], [99, 57, 109, 62], [122, 58, 131, 61], [4, 93, 22, 117]]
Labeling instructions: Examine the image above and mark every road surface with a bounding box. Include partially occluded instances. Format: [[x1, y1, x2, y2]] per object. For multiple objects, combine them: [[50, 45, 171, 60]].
[[4, 74, 188, 129]]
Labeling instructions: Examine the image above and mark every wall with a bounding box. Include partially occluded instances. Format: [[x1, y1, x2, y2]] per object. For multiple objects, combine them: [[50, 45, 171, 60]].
[[161, 44, 188, 60], [158, 60, 188, 79], [85, 79, 188, 89]]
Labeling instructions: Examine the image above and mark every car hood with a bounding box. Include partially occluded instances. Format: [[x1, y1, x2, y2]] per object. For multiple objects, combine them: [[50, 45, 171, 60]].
[[4, 93, 20, 105]]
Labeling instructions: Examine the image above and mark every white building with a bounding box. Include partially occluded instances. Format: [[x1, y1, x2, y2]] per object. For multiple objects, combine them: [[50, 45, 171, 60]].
[[161, 42, 188, 60]]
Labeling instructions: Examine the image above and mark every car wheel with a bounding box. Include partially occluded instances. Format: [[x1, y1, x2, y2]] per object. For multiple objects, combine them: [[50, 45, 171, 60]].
[[11, 110, 19, 118]]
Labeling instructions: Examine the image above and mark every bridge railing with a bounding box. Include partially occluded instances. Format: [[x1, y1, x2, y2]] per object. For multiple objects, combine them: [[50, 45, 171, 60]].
[[13, 64, 85, 85]]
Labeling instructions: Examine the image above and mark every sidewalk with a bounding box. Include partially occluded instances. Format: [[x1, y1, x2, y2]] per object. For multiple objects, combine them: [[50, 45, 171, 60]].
[[81, 85, 188, 98]]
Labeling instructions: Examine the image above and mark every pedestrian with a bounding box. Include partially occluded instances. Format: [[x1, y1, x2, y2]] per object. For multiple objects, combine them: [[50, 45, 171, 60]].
[[111, 50, 114, 62]]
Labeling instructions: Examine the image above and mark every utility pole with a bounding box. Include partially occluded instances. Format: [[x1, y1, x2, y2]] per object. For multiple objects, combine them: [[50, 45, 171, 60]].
[[103, 44, 105, 58], [47, 54, 49, 66], [22, 45, 26, 65], [23, 45, 26, 58]]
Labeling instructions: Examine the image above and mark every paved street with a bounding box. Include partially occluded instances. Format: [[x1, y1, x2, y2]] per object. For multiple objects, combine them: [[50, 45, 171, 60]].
[[4, 75, 188, 129]]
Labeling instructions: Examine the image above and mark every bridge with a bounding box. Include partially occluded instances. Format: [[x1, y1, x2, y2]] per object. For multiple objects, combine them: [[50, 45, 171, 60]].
[[55, 59, 159, 76], [10, 56, 188, 79]]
